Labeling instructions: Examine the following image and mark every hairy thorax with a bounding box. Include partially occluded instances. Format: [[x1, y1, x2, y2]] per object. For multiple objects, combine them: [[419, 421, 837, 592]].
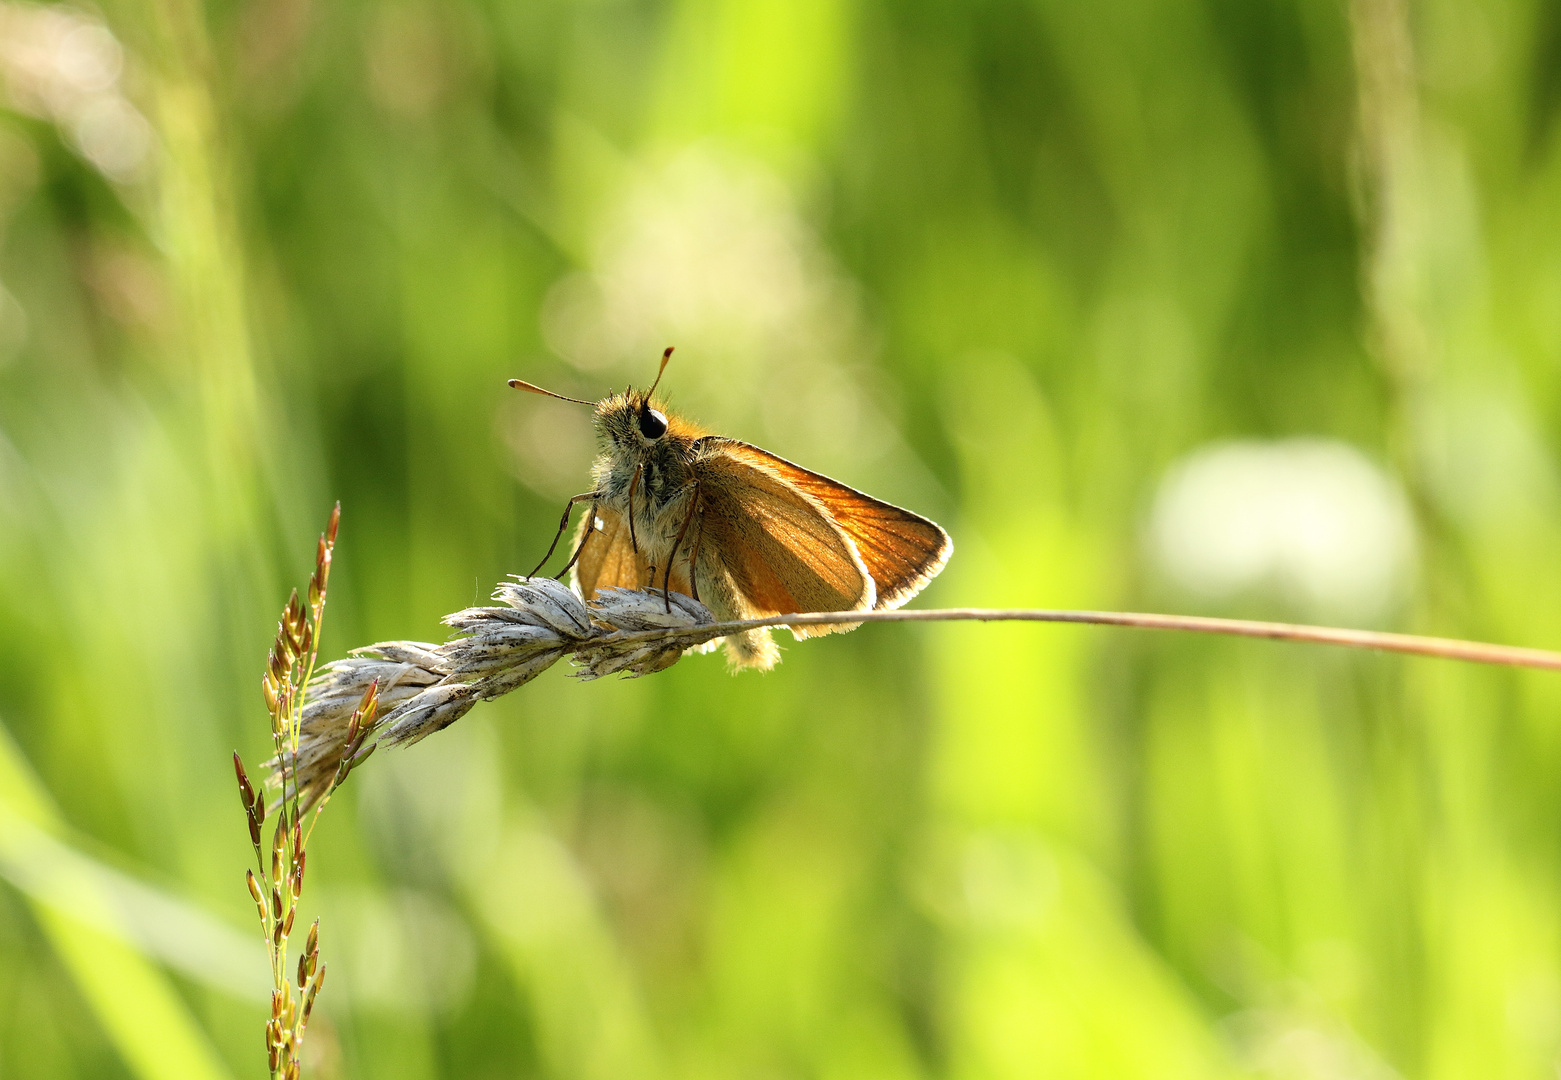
[[589, 395, 705, 563]]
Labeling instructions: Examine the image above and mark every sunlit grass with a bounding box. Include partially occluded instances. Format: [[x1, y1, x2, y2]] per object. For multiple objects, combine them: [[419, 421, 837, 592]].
[[4, 0, 1561, 1077]]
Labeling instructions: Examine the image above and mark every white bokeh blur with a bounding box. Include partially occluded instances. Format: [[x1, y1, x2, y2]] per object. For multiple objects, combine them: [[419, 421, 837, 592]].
[[1147, 438, 1417, 624], [516, 148, 916, 502], [0, 4, 152, 183], [541, 150, 839, 376]]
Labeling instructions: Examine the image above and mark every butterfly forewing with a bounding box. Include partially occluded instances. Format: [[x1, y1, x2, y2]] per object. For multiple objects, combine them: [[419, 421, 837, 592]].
[[704, 440, 952, 610], [695, 449, 873, 628]]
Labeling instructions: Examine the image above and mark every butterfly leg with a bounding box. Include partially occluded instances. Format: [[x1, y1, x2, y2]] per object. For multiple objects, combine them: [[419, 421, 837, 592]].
[[626, 463, 643, 555], [662, 485, 701, 612], [686, 498, 707, 603], [528, 492, 597, 578], [554, 499, 600, 581]]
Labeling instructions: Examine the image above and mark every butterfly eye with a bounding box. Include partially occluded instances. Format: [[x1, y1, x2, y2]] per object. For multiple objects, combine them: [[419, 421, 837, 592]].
[[639, 407, 668, 439]]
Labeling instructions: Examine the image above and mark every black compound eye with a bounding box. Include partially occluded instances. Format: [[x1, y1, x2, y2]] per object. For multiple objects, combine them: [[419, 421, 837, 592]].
[[638, 407, 668, 439]]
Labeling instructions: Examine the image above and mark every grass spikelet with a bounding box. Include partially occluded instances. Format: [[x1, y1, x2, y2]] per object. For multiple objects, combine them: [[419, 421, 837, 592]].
[[234, 504, 371, 1079]]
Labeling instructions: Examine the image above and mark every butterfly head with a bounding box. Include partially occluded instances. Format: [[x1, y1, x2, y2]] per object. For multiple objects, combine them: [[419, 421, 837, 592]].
[[589, 389, 658, 456], [594, 388, 671, 448], [586, 350, 707, 507], [511, 347, 702, 496], [592, 347, 701, 452]]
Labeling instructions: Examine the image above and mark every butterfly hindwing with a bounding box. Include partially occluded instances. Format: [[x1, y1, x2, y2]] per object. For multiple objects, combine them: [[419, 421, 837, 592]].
[[693, 446, 873, 631], [703, 439, 952, 610]]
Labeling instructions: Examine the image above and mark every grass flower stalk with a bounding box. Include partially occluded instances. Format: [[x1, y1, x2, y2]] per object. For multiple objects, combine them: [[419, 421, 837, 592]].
[[234, 505, 379, 1080]]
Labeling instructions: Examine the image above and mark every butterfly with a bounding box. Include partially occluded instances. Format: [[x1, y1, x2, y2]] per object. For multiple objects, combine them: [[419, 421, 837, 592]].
[[511, 348, 952, 668]]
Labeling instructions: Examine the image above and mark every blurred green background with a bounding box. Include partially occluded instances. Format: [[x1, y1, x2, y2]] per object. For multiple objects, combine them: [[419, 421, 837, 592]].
[[4, 0, 1561, 1076]]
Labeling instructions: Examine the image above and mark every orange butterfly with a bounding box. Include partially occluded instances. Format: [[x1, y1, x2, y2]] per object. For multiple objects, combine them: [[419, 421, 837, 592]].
[[512, 349, 952, 668]]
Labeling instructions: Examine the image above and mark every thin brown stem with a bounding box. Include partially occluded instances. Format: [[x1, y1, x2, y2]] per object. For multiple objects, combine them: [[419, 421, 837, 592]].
[[596, 607, 1561, 673]]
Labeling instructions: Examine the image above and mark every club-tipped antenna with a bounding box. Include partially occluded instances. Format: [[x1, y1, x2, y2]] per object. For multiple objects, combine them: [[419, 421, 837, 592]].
[[646, 346, 674, 400], [508, 379, 595, 406]]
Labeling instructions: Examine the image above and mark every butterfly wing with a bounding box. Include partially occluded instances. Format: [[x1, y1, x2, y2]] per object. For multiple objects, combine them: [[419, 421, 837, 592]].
[[693, 446, 874, 639], [569, 439, 948, 671], [572, 503, 696, 598], [572, 505, 651, 598], [702, 439, 952, 610]]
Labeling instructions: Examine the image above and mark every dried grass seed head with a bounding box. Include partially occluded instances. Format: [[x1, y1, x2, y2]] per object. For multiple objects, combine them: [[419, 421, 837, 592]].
[[575, 588, 717, 679]]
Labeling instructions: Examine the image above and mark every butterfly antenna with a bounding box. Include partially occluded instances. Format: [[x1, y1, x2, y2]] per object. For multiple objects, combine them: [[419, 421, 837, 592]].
[[508, 379, 595, 406], [646, 346, 674, 400]]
